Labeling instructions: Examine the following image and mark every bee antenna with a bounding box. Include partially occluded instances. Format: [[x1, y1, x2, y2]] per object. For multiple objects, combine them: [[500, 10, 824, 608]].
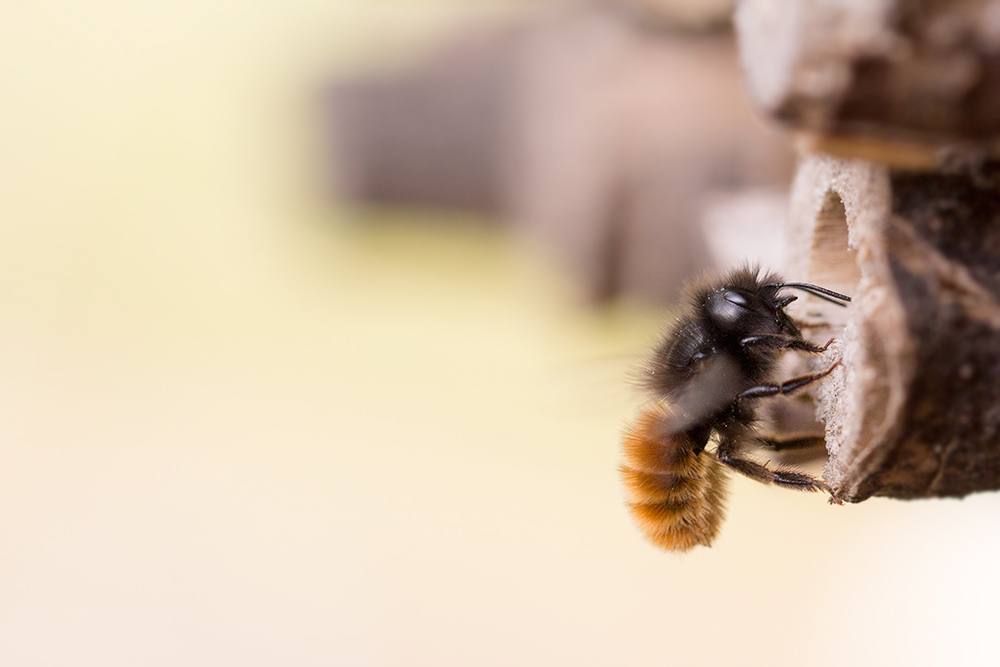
[[769, 283, 852, 307]]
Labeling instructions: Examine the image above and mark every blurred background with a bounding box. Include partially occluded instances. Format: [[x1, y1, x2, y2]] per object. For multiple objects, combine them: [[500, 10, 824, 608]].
[[2, 1, 1000, 665]]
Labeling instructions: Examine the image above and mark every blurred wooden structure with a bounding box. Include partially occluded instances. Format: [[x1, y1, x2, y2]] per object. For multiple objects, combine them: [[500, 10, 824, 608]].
[[328, 4, 793, 304], [737, 0, 1000, 502]]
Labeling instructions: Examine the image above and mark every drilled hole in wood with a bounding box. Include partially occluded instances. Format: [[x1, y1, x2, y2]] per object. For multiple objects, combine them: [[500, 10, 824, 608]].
[[803, 192, 860, 331]]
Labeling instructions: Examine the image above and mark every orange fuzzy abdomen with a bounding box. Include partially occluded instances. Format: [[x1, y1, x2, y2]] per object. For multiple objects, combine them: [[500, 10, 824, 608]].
[[620, 407, 729, 552]]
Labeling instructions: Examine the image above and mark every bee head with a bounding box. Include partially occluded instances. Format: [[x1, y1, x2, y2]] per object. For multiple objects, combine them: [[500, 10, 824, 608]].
[[704, 288, 784, 337]]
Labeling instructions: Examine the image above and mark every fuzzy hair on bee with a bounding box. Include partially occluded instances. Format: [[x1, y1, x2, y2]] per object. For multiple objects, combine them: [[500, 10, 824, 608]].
[[622, 405, 730, 551], [621, 266, 851, 552]]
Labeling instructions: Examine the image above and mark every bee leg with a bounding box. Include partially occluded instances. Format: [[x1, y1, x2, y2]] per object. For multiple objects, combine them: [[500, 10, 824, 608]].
[[787, 337, 835, 354], [739, 334, 834, 354], [737, 362, 839, 400], [756, 433, 826, 451], [714, 439, 830, 493]]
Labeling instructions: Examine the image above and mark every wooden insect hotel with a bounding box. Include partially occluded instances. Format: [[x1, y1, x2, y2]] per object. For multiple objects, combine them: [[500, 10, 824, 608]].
[[736, 0, 1000, 501]]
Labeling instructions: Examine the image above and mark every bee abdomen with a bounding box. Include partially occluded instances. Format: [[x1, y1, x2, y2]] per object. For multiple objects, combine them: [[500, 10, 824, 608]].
[[620, 407, 728, 552]]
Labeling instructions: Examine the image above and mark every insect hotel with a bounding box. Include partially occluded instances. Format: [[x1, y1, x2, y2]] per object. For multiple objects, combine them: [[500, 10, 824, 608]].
[[736, 0, 1000, 502]]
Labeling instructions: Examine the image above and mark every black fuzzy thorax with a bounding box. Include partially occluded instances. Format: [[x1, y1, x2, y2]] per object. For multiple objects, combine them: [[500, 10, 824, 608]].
[[643, 266, 800, 400]]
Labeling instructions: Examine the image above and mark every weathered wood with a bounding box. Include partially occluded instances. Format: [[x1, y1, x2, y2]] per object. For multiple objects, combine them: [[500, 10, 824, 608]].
[[788, 154, 1000, 502], [736, 0, 1000, 145]]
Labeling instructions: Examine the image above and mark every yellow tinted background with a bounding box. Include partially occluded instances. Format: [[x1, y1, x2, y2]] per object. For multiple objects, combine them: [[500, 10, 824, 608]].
[[1, 2, 998, 665]]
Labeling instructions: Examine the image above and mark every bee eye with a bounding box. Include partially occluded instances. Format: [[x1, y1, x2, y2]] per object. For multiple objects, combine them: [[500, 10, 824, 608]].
[[706, 290, 750, 328], [723, 291, 749, 308]]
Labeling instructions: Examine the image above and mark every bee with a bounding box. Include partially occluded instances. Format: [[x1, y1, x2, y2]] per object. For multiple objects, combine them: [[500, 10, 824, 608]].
[[621, 266, 851, 552]]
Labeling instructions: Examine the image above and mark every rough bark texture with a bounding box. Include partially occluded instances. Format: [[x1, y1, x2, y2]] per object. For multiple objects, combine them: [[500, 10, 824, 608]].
[[737, 0, 1000, 501], [736, 0, 1000, 145], [877, 168, 1000, 498], [788, 155, 1000, 502]]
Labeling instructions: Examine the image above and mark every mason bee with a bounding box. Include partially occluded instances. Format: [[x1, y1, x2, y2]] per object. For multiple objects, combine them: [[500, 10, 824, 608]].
[[621, 266, 851, 552]]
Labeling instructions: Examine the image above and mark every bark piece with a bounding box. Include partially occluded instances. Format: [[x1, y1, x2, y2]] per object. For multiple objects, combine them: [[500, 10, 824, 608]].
[[736, 0, 1000, 144], [789, 154, 1000, 502]]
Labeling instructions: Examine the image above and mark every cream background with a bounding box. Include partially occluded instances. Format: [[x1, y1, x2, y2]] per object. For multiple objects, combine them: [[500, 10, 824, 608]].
[[1, 2, 999, 665]]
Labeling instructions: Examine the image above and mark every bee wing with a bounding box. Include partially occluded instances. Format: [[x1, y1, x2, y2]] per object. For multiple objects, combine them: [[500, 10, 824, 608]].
[[663, 354, 744, 434]]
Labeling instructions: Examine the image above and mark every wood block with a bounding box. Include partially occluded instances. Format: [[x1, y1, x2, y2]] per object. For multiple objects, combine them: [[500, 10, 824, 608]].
[[789, 154, 1000, 502], [736, 0, 1000, 145]]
